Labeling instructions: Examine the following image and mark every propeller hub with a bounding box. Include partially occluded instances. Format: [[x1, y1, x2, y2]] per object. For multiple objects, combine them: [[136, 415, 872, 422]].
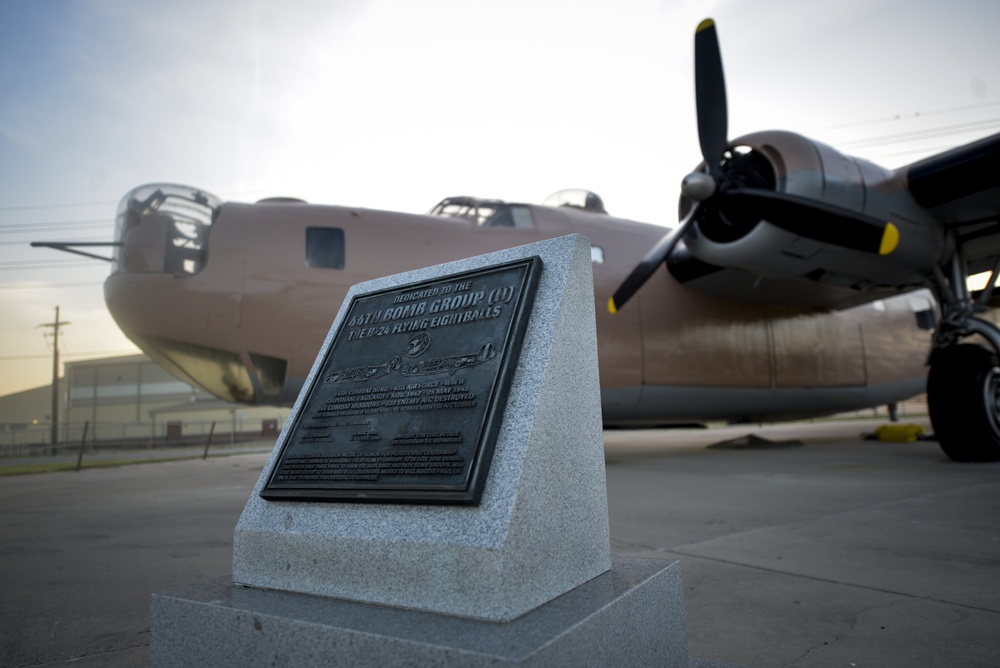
[[681, 171, 717, 201]]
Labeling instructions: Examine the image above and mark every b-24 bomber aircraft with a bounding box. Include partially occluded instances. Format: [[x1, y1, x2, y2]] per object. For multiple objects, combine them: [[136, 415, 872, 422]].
[[38, 20, 1000, 461]]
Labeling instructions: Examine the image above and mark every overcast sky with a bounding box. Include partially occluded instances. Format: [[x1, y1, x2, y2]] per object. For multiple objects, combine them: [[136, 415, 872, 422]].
[[2, 0, 999, 397]]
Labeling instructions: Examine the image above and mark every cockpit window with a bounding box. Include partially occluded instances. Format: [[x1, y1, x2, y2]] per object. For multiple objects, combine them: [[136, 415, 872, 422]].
[[542, 189, 608, 214], [113, 183, 222, 276], [431, 198, 498, 225], [429, 197, 533, 228]]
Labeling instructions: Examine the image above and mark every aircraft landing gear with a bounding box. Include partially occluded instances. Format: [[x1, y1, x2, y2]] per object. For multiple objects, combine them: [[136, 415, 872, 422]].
[[927, 344, 1000, 461], [927, 252, 1000, 462]]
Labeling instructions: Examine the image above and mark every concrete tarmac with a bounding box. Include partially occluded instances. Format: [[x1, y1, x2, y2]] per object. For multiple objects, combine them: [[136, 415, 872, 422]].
[[2, 418, 998, 667]]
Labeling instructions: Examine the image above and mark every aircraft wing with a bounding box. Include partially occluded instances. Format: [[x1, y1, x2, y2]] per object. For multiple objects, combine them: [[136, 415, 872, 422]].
[[649, 132, 1000, 312], [904, 132, 1000, 271], [607, 20, 1000, 315]]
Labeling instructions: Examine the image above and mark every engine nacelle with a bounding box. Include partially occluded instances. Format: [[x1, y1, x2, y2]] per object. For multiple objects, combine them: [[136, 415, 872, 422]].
[[672, 131, 947, 301]]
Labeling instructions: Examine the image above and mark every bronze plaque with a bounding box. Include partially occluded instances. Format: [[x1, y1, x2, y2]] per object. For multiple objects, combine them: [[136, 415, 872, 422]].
[[261, 256, 542, 504]]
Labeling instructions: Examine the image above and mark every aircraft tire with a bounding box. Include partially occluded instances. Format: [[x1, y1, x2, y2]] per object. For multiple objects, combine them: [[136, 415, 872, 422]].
[[927, 344, 1000, 462]]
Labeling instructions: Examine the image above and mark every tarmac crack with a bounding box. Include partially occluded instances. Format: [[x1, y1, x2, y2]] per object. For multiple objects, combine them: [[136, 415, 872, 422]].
[[18, 640, 149, 667], [665, 479, 1000, 552], [778, 599, 902, 667], [657, 548, 1000, 615]]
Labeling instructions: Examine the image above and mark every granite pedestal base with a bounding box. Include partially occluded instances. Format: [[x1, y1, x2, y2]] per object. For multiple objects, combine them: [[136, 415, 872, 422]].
[[151, 556, 688, 668]]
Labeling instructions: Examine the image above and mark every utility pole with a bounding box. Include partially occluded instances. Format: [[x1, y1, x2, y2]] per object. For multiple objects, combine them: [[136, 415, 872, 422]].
[[40, 306, 71, 445]]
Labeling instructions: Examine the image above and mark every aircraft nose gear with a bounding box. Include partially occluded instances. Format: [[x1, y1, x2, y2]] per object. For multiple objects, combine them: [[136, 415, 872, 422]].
[[926, 253, 1000, 461]]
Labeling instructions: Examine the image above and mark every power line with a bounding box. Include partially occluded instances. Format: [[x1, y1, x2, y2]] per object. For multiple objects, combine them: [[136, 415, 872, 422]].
[[0, 258, 101, 271], [0, 219, 114, 234], [863, 142, 983, 162], [0, 349, 138, 362], [0, 187, 260, 216], [0, 281, 105, 291], [0, 187, 267, 216], [0, 199, 118, 213], [837, 118, 1000, 149], [822, 100, 1000, 131], [0, 236, 111, 246]]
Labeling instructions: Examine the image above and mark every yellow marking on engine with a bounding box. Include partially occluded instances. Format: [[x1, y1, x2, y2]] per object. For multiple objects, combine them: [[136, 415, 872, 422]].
[[697, 18, 715, 33], [607, 297, 618, 314], [879, 222, 900, 255]]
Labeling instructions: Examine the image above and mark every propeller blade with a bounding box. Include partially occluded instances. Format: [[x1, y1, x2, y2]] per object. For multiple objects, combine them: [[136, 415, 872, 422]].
[[695, 18, 728, 176], [608, 208, 699, 314], [718, 189, 899, 255]]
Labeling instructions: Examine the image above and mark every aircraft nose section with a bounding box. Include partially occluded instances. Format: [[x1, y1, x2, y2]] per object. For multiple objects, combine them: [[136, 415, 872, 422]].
[[112, 183, 222, 276]]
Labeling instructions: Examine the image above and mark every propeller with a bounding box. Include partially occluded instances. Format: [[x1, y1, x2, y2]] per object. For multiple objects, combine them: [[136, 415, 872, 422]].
[[608, 209, 699, 314], [607, 18, 727, 314], [608, 18, 899, 314], [694, 19, 727, 179]]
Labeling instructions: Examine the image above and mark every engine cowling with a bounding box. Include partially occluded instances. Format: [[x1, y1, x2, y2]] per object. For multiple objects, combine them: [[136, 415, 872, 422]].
[[672, 130, 947, 299]]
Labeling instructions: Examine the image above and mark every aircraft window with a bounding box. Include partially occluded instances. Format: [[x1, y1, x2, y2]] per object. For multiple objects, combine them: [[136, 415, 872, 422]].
[[249, 352, 287, 402], [511, 207, 533, 228], [432, 200, 497, 225], [428, 197, 532, 227], [482, 205, 534, 228], [908, 294, 936, 331], [306, 227, 345, 269], [914, 310, 935, 331], [483, 206, 513, 227], [542, 189, 608, 214], [164, 218, 210, 276]]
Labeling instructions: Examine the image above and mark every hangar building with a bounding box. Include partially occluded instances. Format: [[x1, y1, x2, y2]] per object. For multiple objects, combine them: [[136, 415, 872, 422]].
[[0, 354, 290, 452]]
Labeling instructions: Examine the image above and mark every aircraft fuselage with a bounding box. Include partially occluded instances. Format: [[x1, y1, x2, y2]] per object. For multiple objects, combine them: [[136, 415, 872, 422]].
[[103, 185, 931, 425]]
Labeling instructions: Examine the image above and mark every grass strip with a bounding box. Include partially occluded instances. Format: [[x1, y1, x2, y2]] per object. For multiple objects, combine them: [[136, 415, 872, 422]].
[[0, 456, 200, 476]]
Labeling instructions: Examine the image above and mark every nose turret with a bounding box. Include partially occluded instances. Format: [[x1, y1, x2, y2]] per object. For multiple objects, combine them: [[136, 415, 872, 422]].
[[113, 183, 222, 276]]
